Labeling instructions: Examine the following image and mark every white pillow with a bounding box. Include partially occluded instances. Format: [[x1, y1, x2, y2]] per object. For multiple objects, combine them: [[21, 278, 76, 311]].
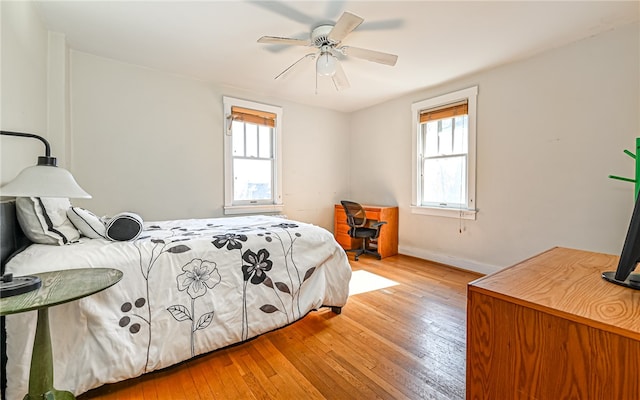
[[16, 197, 80, 245], [104, 212, 143, 241], [67, 207, 106, 239]]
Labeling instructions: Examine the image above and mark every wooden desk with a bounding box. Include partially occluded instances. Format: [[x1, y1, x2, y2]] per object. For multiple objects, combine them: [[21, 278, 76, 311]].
[[334, 204, 398, 258], [466, 247, 640, 400]]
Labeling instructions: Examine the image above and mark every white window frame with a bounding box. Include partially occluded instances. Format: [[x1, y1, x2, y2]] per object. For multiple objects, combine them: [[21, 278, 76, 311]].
[[223, 96, 283, 215], [411, 86, 478, 220]]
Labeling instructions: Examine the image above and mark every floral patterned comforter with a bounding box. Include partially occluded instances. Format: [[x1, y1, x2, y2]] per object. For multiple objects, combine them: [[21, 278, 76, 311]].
[[4, 215, 351, 399]]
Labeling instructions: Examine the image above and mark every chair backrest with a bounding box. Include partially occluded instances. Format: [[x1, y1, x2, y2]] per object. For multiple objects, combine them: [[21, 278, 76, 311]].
[[341, 200, 367, 228]]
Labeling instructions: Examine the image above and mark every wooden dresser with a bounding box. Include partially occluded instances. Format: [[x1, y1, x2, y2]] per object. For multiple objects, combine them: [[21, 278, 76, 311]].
[[334, 204, 398, 259], [467, 247, 640, 400]]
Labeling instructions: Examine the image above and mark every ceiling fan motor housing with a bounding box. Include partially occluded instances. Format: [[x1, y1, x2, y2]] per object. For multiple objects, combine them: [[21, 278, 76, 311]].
[[311, 25, 336, 47]]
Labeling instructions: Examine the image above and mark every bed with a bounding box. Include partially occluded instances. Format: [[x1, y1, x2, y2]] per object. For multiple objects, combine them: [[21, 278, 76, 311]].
[[0, 200, 351, 400]]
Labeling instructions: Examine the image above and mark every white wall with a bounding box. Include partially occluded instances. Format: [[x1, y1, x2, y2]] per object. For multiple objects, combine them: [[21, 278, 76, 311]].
[[69, 52, 351, 229], [0, 0, 49, 187], [350, 22, 640, 273], [6, 4, 638, 274]]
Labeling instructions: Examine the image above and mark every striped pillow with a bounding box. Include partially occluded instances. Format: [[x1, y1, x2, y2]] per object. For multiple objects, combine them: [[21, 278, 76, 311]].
[[67, 207, 106, 239], [16, 197, 80, 245]]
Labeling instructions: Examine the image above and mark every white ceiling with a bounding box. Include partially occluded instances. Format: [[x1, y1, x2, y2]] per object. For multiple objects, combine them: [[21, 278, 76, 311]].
[[35, 1, 639, 113]]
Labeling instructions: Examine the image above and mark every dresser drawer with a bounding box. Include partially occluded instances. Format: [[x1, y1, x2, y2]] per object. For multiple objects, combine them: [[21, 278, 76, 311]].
[[335, 221, 350, 234], [362, 208, 381, 221]]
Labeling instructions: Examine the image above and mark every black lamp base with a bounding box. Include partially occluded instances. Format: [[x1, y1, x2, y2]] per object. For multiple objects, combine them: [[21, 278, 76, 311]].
[[0, 274, 42, 298], [601, 271, 640, 290]]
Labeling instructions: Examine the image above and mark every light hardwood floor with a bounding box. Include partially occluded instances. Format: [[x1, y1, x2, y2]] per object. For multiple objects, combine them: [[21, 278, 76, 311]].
[[79, 254, 483, 400]]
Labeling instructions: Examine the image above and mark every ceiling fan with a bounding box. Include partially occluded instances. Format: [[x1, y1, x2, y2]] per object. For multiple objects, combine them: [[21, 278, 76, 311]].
[[257, 11, 398, 92]]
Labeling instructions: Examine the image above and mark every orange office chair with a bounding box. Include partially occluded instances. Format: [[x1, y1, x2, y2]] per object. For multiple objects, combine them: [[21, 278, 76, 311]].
[[340, 200, 387, 261]]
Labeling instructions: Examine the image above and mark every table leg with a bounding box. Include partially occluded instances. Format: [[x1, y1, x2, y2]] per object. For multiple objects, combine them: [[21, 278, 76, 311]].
[[24, 308, 75, 400]]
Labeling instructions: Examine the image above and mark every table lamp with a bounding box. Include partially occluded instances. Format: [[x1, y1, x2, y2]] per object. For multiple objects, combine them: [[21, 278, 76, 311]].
[[0, 130, 91, 199], [0, 130, 91, 297]]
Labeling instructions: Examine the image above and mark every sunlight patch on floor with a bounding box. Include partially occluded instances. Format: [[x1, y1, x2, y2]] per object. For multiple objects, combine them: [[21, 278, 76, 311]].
[[349, 270, 399, 296]]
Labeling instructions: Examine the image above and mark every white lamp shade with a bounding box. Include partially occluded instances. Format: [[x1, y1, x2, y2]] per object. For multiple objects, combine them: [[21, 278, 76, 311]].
[[316, 53, 337, 76], [0, 164, 91, 198]]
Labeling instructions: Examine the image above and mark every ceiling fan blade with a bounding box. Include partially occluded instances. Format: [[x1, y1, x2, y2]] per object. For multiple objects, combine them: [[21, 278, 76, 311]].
[[262, 32, 310, 53], [360, 18, 405, 31], [342, 46, 398, 66], [258, 36, 311, 46], [275, 53, 316, 80], [331, 61, 350, 91], [328, 11, 364, 43]]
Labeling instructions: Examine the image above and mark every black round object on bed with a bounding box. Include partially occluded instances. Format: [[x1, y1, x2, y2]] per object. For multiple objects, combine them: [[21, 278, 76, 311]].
[[105, 212, 143, 241], [0, 273, 42, 298]]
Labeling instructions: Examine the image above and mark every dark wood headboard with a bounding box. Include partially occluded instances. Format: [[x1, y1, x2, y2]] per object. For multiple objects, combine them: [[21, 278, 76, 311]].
[[1, 200, 31, 400], [0, 200, 31, 274]]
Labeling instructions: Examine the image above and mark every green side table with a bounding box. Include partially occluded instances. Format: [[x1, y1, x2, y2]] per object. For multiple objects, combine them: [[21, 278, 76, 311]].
[[0, 268, 123, 400]]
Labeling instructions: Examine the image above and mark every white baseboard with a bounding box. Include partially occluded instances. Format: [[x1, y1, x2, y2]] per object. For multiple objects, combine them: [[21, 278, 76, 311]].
[[398, 245, 502, 276]]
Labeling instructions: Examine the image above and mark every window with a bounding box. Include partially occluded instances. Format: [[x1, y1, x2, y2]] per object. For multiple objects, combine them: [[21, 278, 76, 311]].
[[223, 96, 283, 215], [411, 86, 478, 219]]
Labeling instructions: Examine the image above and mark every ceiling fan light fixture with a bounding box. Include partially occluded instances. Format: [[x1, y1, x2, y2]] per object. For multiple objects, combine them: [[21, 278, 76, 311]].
[[316, 52, 337, 76], [259, 12, 398, 90]]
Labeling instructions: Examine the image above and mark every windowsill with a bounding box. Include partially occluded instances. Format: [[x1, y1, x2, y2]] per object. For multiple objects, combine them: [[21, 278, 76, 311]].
[[410, 205, 477, 220], [224, 204, 284, 215]]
